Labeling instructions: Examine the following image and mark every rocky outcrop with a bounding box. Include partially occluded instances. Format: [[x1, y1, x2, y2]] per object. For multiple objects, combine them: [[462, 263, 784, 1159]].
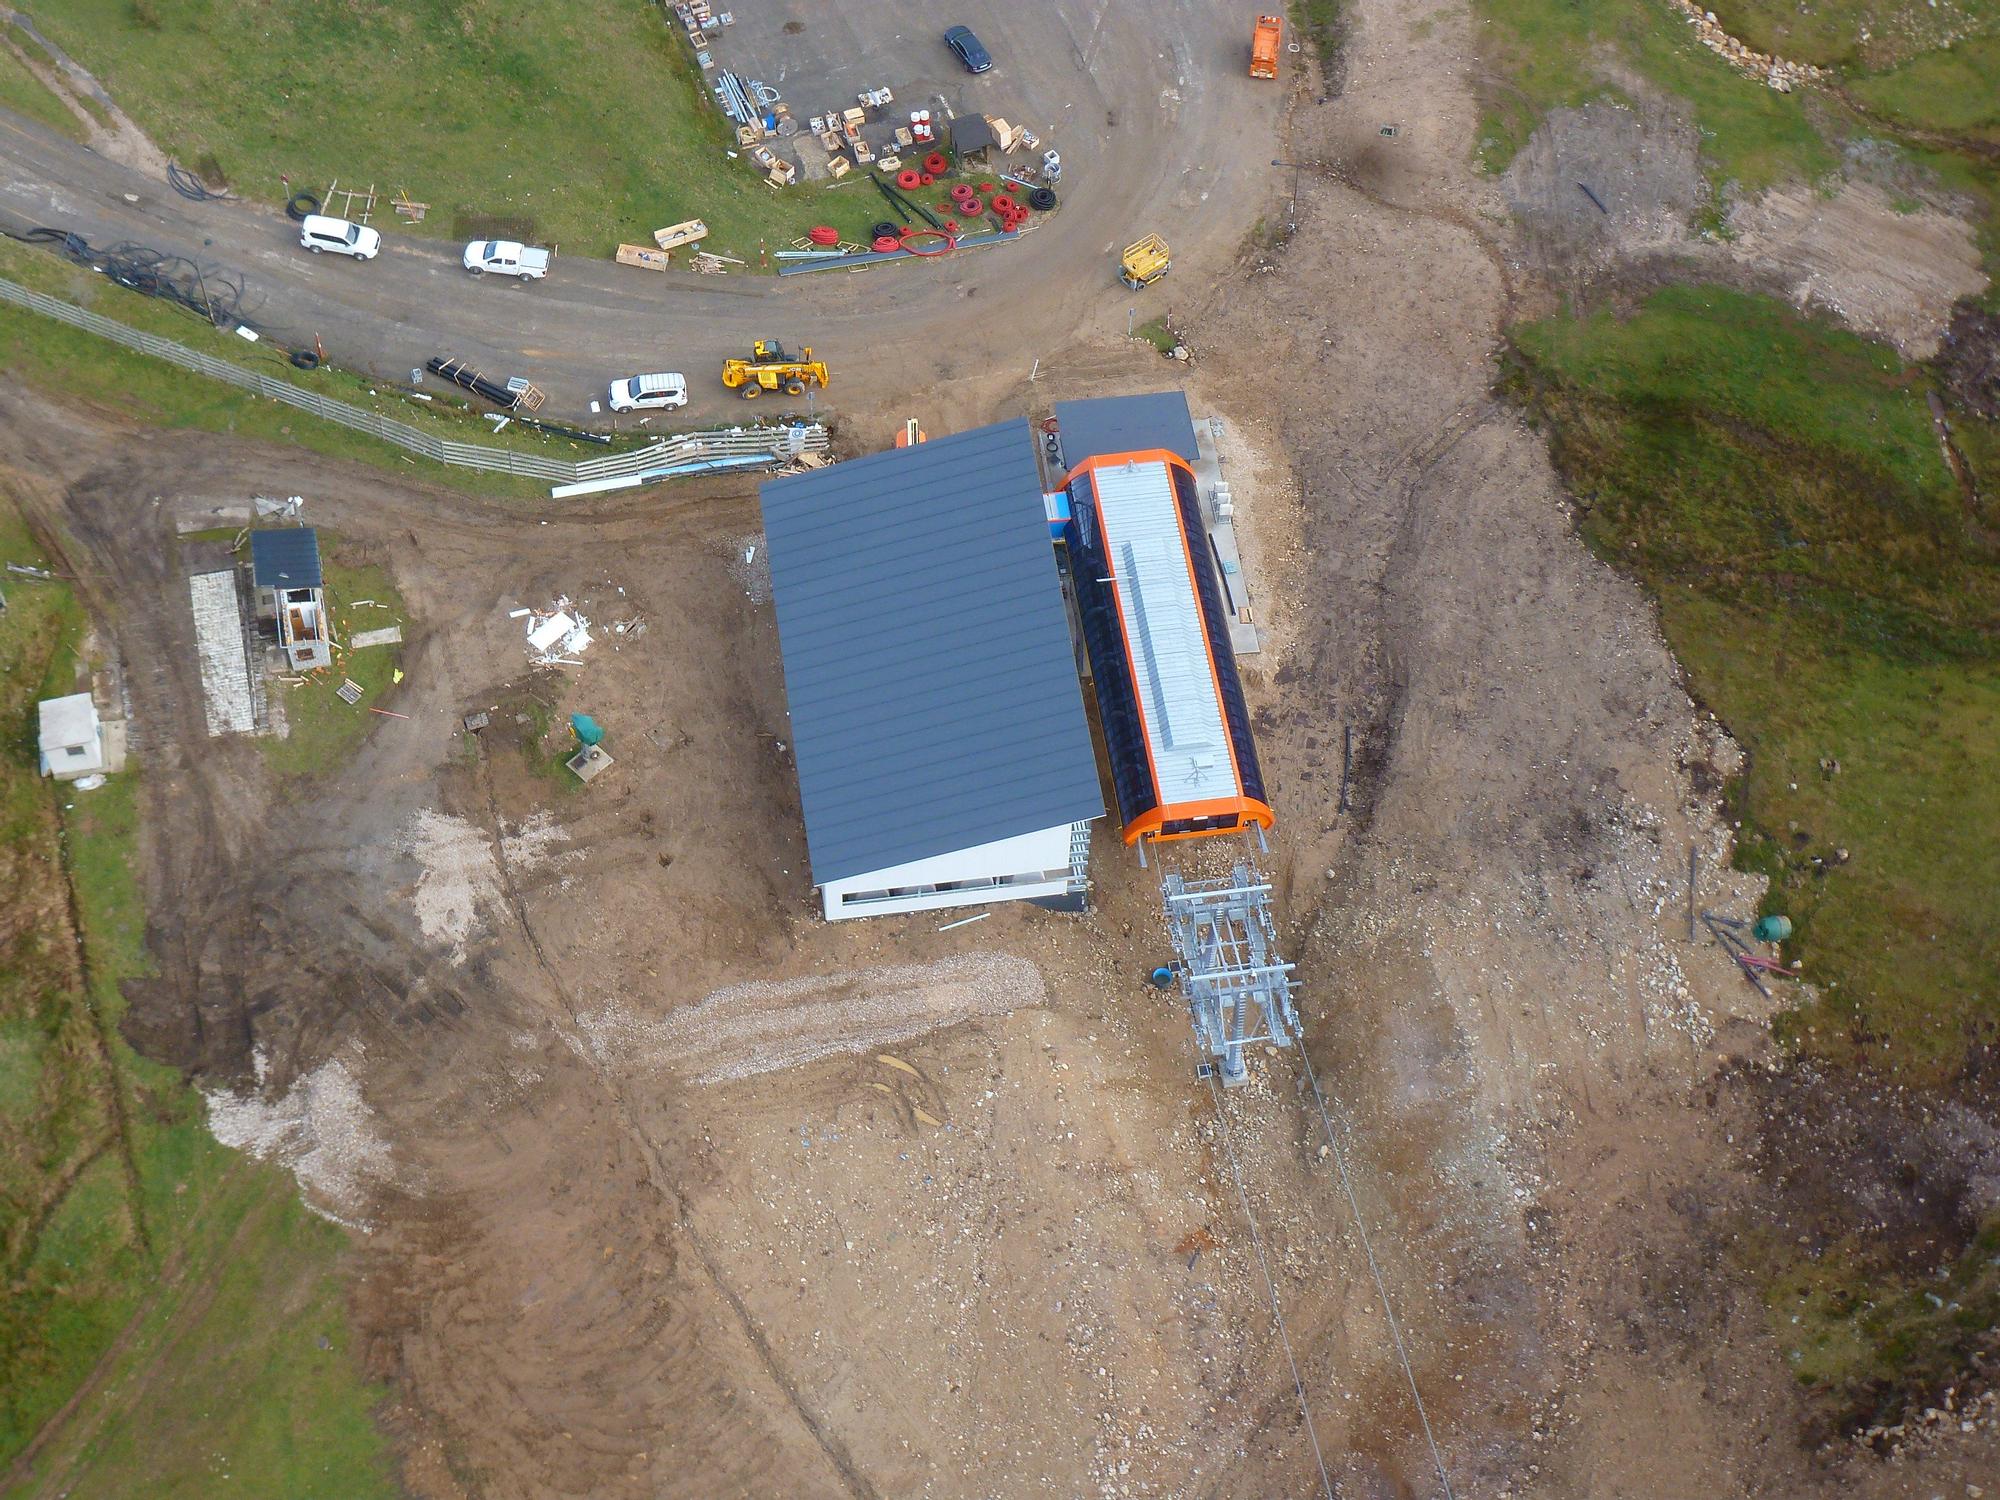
[[1668, 1, 1830, 92]]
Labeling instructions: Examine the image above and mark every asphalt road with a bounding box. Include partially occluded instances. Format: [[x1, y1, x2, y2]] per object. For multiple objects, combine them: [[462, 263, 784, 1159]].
[[0, 0, 1283, 424]]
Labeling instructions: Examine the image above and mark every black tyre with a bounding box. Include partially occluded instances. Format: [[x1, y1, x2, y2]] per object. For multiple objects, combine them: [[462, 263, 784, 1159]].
[[740, 384, 761, 399], [289, 349, 320, 370], [285, 191, 319, 220], [784, 379, 805, 396]]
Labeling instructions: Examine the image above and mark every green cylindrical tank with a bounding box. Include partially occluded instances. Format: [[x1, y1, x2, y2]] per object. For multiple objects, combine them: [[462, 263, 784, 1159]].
[[1753, 914, 1793, 944]]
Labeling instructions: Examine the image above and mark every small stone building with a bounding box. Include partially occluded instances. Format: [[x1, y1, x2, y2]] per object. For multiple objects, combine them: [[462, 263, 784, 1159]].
[[38, 693, 105, 780]]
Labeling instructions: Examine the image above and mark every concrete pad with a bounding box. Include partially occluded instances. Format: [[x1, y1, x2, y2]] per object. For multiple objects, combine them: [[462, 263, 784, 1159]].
[[1189, 415, 1261, 657]]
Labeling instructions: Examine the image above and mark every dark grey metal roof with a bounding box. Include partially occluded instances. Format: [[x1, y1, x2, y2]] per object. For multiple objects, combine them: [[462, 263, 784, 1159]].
[[950, 113, 998, 154], [1054, 392, 1200, 467], [759, 419, 1103, 885], [249, 528, 323, 589]]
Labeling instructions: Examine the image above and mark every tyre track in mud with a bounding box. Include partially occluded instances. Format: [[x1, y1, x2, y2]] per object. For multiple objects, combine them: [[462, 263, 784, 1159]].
[[473, 757, 879, 1500]]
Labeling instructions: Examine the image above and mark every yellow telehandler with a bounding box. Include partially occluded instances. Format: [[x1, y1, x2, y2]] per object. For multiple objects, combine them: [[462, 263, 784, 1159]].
[[720, 339, 830, 399]]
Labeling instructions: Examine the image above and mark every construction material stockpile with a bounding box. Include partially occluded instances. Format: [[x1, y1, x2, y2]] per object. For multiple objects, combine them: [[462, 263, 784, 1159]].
[[426, 356, 521, 410], [775, 161, 1056, 275]]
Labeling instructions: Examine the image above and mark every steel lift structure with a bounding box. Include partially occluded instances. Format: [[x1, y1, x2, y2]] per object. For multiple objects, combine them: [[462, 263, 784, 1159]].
[[1160, 860, 1300, 1086]]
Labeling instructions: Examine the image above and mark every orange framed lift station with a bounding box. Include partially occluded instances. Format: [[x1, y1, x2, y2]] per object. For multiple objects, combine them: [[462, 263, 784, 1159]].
[[1062, 449, 1274, 845]]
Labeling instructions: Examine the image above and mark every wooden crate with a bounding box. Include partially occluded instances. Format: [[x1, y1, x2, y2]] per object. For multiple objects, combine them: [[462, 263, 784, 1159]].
[[616, 244, 670, 272], [653, 219, 709, 251]]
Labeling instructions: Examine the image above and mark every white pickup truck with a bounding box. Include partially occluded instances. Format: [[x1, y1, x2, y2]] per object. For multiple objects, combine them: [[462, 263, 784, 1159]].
[[461, 239, 551, 280]]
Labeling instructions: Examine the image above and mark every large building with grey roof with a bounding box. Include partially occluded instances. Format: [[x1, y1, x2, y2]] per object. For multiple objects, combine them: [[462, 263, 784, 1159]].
[[758, 419, 1103, 920]]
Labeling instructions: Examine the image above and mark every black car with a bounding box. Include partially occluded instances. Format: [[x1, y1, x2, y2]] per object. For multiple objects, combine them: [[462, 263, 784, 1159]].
[[943, 24, 993, 74]]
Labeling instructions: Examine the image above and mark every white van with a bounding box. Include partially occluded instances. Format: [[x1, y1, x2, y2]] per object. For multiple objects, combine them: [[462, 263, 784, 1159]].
[[298, 214, 380, 259], [608, 373, 689, 412]]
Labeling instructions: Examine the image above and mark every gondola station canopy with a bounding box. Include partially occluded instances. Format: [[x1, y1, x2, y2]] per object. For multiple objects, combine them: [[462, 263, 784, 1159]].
[[1060, 443, 1273, 845], [759, 419, 1103, 920]]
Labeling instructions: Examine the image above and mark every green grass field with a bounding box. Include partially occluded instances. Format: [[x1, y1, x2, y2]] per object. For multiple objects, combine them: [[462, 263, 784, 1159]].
[[1472, 0, 1839, 185], [1714, 0, 2000, 72], [0, 233, 627, 469], [1508, 288, 1999, 1085], [1761, 1194, 2000, 1422], [259, 549, 407, 779], [1506, 285, 2000, 1420], [0, 29, 84, 141], [27, 0, 910, 261], [0, 495, 396, 1498], [0, 243, 566, 502], [1851, 34, 2000, 136]]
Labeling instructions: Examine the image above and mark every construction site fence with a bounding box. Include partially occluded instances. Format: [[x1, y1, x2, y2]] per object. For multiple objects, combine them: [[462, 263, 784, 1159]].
[[0, 276, 828, 483]]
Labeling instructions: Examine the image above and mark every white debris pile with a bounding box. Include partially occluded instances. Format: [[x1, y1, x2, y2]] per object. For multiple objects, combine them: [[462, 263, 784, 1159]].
[[513, 594, 594, 666], [510, 584, 650, 662]]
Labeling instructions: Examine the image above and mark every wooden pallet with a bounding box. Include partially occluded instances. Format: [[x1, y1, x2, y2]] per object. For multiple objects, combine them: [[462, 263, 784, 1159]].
[[322, 177, 377, 224]]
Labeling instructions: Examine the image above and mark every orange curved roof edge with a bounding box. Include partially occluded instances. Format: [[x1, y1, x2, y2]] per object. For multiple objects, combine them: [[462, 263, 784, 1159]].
[[1121, 797, 1277, 846], [1062, 447, 1196, 488]]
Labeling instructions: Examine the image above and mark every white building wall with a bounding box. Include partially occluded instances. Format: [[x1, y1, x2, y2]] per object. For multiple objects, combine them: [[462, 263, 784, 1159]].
[[820, 821, 1083, 921]]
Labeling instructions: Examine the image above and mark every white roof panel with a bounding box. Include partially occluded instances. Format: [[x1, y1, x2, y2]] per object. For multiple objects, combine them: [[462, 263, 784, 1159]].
[[1089, 460, 1233, 807]]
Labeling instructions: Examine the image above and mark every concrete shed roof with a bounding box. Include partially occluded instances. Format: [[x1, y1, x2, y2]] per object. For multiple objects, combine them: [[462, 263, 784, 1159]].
[[758, 419, 1102, 885], [38, 692, 98, 752]]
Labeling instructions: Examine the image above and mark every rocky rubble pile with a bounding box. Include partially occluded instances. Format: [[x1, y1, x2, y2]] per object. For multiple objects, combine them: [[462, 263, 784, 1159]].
[[1854, 1377, 2000, 1462], [1669, 1, 1830, 91]]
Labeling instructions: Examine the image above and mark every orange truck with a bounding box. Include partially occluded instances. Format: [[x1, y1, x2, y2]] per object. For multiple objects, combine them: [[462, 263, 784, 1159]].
[[1250, 14, 1282, 78]]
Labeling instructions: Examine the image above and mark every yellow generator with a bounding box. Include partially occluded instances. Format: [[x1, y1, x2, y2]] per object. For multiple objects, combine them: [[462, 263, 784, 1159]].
[[1120, 234, 1170, 290], [720, 339, 830, 399]]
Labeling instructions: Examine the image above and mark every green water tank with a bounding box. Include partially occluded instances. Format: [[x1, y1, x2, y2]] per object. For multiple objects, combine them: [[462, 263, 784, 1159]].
[[1753, 914, 1793, 944]]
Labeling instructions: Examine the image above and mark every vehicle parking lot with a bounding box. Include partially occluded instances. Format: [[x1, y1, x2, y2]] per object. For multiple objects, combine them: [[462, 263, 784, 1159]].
[[694, 1, 1102, 176]]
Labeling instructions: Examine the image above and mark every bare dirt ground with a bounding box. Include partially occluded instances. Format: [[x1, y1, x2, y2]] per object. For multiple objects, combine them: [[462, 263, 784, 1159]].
[[4, 1, 1998, 1497], [1726, 179, 1987, 359], [1500, 93, 1985, 358]]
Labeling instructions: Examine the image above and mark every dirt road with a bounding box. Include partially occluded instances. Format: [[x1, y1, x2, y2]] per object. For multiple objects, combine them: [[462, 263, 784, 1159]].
[[0, 0, 1278, 424], [5, 0, 1997, 1496]]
